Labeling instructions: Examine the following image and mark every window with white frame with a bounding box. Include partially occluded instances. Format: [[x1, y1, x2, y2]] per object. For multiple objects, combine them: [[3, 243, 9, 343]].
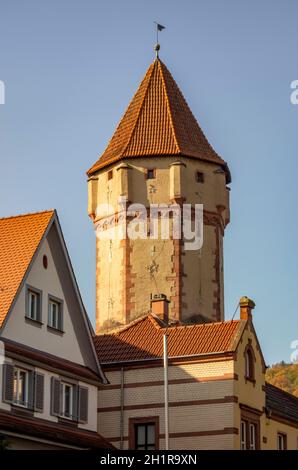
[[61, 382, 74, 419], [48, 297, 63, 331], [240, 420, 247, 450], [240, 418, 259, 450], [50, 378, 88, 422], [13, 368, 29, 407], [26, 287, 41, 322], [277, 433, 287, 450], [249, 423, 257, 450]]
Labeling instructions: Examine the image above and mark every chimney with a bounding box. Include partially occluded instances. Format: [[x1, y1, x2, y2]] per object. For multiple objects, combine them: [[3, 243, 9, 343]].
[[239, 296, 255, 321], [151, 294, 170, 323]]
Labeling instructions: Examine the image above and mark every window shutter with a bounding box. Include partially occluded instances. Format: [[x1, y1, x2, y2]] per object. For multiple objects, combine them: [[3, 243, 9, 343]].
[[2, 363, 14, 403], [58, 305, 63, 332], [37, 293, 42, 322], [34, 373, 44, 412], [78, 387, 88, 423], [50, 377, 61, 416], [72, 384, 78, 421], [27, 371, 35, 409]]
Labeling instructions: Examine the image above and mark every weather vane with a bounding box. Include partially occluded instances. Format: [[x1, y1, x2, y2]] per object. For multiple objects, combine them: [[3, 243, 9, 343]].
[[154, 22, 165, 58]]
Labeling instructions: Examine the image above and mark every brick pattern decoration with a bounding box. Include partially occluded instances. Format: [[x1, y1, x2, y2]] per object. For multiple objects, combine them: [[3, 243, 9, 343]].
[[97, 360, 237, 450]]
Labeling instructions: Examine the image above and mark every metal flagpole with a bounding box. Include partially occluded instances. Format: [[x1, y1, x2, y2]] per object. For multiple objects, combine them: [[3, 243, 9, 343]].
[[163, 333, 169, 450], [154, 22, 166, 58]]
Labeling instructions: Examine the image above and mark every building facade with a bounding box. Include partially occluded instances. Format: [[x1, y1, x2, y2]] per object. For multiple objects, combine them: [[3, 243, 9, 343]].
[[94, 298, 298, 450], [0, 211, 112, 449]]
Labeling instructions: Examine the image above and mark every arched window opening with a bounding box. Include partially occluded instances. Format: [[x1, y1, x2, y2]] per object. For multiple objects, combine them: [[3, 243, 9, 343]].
[[245, 346, 255, 381]]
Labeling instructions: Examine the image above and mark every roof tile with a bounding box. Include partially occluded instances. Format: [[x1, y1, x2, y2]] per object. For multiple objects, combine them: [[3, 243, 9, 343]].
[[265, 382, 298, 424], [87, 59, 230, 181], [0, 210, 54, 327], [93, 315, 242, 363]]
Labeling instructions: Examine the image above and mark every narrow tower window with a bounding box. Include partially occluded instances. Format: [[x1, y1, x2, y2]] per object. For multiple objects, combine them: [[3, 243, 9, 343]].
[[146, 169, 155, 180], [245, 346, 255, 381], [196, 171, 204, 183], [107, 170, 113, 180]]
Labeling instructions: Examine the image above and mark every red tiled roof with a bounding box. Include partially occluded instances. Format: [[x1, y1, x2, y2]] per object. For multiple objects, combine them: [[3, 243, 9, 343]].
[[93, 315, 243, 364], [0, 409, 114, 449], [0, 211, 54, 327], [265, 382, 298, 424], [87, 59, 230, 182]]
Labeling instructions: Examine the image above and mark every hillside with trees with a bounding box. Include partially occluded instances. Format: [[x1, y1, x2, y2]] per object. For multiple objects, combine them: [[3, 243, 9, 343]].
[[266, 362, 298, 397]]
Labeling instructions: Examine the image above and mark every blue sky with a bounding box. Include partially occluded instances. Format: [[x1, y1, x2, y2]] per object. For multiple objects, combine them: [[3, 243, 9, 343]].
[[0, 0, 297, 365]]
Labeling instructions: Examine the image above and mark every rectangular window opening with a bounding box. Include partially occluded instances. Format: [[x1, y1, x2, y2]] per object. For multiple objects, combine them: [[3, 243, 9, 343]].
[[48, 297, 63, 331], [277, 433, 287, 450], [13, 368, 29, 408], [240, 416, 259, 450], [146, 169, 155, 180], [62, 382, 74, 419], [26, 287, 41, 322], [135, 423, 156, 450], [196, 171, 204, 183]]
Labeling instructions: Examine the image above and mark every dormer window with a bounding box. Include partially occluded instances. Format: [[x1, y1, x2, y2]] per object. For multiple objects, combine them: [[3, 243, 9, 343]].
[[48, 296, 63, 332], [26, 286, 42, 323], [196, 171, 204, 183], [146, 169, 156, 180], [245, 345, 255, 381]]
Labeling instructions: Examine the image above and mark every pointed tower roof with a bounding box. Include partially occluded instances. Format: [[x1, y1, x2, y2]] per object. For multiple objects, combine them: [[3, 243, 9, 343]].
[[87, 59, 230, 182]]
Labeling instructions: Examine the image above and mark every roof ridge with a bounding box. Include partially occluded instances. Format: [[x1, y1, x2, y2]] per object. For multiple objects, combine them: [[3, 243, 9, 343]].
[[96, 61, 155, 168], [165, 318, 240, 331], [158, 60, 181, 154], [121, 61, 156, 157], [97, 316, 241, 336], [96, 314, 151, 337], [147, 313, 163, 329], [0, 209, 55, 222], [265, 381, 298, 401]]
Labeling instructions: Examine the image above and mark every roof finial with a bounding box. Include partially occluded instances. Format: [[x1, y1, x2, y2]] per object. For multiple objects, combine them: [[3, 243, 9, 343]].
[[154, 22, 165, 58]]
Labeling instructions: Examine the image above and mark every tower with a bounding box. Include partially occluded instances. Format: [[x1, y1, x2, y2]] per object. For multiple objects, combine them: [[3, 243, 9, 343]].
[[87, 58, 231, 333]]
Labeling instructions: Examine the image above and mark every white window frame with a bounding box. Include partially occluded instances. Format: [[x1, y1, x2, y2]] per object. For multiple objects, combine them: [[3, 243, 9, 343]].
[[61, 382, 74, 419], [249, 423, 256, 450], [26, 286, 41, 322], [240, 420, 247, 450], [277, 433, 287, 450], [13, 367, 29, 408], [48, 296, 63, 330], [28, 291, 38, 320]]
